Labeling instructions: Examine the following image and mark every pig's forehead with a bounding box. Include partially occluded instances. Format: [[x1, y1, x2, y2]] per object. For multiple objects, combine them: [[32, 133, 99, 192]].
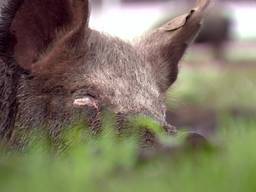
[[81, 34, 159, 94], [86, 68, 163, 111], [87, 66, 159, 96], [85, 31, 151, 70], [72, 31, 161, 98]]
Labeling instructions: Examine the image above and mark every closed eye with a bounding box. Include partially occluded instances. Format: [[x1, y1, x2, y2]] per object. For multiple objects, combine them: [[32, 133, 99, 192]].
[[73, 94, 99, 110]]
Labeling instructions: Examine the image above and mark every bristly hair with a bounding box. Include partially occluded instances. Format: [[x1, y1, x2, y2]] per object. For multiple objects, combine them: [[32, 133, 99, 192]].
[[0, 0, 24, 55], [0, 0, 24, 140]]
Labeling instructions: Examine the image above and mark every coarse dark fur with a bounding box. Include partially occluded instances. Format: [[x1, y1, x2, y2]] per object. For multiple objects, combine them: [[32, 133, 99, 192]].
[[0, 0, 24, 140], [0, 0, 209, 145]]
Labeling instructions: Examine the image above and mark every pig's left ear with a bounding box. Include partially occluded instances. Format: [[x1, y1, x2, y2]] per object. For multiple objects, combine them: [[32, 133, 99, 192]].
[[9, 0, 90, 76], [136, 0, 210, 92]]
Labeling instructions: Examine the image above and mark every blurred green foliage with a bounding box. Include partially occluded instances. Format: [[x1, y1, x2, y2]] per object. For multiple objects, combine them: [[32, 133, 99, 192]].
[[1, 117, 256, 192]]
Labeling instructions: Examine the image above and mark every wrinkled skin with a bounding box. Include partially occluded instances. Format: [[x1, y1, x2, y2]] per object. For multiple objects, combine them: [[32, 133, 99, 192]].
[[0, 0, 209, 145]]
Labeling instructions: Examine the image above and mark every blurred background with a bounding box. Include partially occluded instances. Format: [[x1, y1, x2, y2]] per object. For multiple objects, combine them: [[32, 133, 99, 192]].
[[90, 0, 256, 136]]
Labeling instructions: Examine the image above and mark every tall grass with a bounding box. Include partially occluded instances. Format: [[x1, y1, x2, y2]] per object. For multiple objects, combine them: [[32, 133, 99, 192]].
[[1, 116, 256, 192]]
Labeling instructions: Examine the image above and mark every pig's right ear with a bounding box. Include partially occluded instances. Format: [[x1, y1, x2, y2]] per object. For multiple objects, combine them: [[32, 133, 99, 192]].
[[136, 0, 210, 92], [8, 0, 90, 76]]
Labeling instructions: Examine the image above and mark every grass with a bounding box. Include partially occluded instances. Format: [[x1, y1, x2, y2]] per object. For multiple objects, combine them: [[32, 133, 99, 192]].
[[1, 116, 256, 192]]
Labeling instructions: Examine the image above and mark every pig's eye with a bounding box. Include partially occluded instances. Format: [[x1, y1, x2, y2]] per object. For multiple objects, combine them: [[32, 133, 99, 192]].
[[72, 88, 99, 108], [73, 94, 99, 110]]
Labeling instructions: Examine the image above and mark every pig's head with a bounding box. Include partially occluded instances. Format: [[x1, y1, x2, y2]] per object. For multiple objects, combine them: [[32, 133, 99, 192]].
[[4, 0, 209, 135]]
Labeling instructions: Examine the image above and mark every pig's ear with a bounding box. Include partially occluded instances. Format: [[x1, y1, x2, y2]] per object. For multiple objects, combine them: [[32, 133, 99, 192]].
[[9, 0, 90, 76], [136, 0, 210, 92]]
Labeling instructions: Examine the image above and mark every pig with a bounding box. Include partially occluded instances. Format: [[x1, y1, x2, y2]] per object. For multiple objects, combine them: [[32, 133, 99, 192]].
[[0, 0, 209, 145]]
